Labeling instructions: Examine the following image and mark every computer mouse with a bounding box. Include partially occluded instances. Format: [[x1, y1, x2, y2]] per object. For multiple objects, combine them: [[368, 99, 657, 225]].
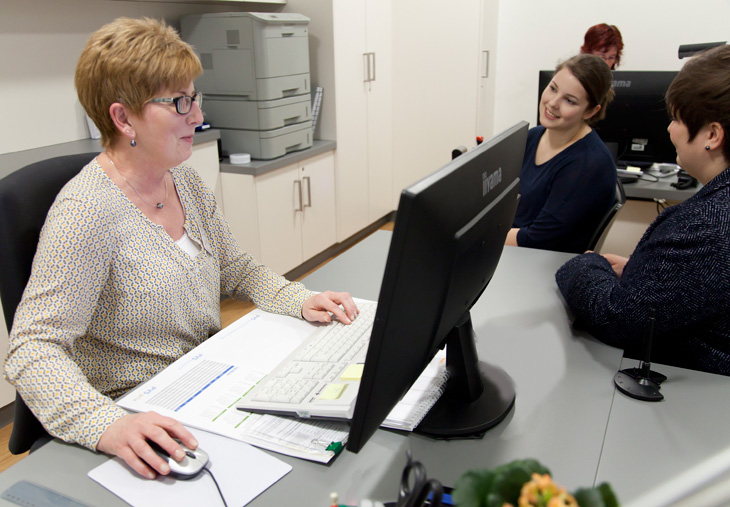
[[148, 440, 209, 480]]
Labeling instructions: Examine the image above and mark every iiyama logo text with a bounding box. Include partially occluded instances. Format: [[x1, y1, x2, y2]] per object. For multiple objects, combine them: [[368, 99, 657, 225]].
[[483, 167, 502, 196], [612, 79, 631, 88]]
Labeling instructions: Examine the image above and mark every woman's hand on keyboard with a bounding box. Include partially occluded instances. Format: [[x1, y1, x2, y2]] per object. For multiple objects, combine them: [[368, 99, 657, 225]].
[[302, 291, 359, 325]]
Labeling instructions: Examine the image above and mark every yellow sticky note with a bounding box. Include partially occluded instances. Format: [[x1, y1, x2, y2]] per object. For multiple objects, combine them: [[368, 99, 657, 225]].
[[320, 383, 347, 400], [340, 364, 365, 381]]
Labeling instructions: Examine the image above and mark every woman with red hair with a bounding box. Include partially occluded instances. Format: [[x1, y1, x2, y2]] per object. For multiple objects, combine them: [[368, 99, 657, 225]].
[[581, 23, 624, 69]]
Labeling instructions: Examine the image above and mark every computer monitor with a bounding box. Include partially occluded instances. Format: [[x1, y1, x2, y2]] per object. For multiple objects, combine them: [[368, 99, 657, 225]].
[[346, 121, 528, 453], [537, 69, 678, 167]]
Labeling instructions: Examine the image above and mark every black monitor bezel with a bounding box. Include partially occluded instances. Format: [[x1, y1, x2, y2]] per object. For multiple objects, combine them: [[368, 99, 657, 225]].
[[346, 122, 528, 453]]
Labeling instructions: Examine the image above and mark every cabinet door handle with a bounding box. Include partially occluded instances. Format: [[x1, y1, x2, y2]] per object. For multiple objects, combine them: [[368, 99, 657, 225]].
[[294, 180, 303, 212], [302, 176, 312, 208], [363, 53, 371, 83], [363, 52, 376, 83]]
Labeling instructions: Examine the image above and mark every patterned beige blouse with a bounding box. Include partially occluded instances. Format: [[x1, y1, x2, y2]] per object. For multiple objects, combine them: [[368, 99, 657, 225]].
[[4, 159, 313, 450]]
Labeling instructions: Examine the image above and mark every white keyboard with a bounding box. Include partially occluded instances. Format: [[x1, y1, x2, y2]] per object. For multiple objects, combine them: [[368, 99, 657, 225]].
[[236, 301, 377, 419]]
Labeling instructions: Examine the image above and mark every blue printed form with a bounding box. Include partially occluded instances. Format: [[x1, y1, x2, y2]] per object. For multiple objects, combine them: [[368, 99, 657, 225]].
[[117, 310, 350, 463]]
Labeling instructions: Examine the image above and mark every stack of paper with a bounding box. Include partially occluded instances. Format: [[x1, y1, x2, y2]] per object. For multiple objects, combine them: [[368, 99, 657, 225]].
[[117, 308, 448, 464]]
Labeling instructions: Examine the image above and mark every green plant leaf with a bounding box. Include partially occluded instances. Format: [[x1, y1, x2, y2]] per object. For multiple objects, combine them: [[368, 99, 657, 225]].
[[574, 487, 603, 507], [487, 465, 533, 506], [452, 459, 554, 507], [597, 482, 620, 507], [452, 469, 496, 507], [573, 482, 620, 507]]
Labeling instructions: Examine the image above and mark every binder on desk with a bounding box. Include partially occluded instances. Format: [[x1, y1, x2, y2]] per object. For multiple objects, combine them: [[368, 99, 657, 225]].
[[382, 351, 447, 432]]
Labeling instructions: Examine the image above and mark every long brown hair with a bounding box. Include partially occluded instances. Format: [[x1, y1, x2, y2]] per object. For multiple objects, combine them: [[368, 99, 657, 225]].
[[554, 54, 615, 125]]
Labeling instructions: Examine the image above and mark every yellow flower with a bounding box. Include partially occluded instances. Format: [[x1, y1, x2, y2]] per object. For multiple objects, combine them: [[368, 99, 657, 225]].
[[506, 473, 578, 507]]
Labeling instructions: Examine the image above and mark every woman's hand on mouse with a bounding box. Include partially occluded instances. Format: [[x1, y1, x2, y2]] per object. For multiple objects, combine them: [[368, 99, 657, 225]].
[[96, 411, 198, 479]]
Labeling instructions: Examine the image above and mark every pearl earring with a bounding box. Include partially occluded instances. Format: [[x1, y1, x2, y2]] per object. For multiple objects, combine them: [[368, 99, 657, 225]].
[[131, 139, 137, 147], [706, 146, 711, 151]]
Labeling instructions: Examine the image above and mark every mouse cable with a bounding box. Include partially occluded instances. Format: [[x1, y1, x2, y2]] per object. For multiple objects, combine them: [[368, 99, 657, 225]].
[[203, 467, 228, 507], [639, 173, 660, 183]]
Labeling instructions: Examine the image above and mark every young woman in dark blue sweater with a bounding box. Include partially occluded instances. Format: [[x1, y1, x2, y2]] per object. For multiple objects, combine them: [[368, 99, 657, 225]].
[[506, 54, 617, 253]]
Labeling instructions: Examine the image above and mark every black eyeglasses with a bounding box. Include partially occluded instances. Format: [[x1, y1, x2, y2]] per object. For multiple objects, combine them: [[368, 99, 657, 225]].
[[148, 92, 203, 115]]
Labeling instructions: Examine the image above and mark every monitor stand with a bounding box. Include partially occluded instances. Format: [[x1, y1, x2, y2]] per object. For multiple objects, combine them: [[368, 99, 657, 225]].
[[416, 312, 516, 438]]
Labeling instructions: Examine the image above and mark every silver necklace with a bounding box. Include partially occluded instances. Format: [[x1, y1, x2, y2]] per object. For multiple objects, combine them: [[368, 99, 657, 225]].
[[106, 153, 168, 209]]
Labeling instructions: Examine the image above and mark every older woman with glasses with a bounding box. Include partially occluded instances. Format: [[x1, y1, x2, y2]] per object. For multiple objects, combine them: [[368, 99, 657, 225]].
[[5, 17, 357, 479]]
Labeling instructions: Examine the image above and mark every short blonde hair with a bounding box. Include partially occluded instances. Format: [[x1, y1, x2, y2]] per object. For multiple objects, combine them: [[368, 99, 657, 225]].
[[75, 17, 203, 148]]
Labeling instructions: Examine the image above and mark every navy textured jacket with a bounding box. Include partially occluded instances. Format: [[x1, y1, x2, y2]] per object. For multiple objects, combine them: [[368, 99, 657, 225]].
[[556, 167, 730, 376], [514, 126, 616, 253]]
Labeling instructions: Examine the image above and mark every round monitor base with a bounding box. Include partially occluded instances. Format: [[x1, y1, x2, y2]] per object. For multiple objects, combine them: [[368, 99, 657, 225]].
[[415, 361, 516, 438]]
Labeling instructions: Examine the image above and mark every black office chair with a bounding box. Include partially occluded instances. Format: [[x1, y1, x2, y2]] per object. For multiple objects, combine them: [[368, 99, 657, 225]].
[[586, 179, 627, 252], [0, 152, 98, 454]]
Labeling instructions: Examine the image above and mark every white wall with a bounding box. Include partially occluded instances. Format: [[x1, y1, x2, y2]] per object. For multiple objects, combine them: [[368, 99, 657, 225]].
[[491, 0, 730, 135], [5, 0, 730, 158], [0, 0, 279, 155]]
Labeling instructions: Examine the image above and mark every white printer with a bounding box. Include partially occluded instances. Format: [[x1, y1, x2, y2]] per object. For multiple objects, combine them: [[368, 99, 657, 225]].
[[181, 12, 313, 160]]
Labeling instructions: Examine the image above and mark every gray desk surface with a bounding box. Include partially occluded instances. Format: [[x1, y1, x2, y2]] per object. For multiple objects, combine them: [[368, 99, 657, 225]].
[[622, 173, 699, 202], [0, 232, 726, 506], [597, 357, 730, 503]]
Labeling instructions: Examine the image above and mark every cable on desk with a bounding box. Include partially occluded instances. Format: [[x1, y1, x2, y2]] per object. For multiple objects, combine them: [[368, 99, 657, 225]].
[[654, 198, 668, 214], [203, 467, 228, 507], [639, 173, 660, 183]]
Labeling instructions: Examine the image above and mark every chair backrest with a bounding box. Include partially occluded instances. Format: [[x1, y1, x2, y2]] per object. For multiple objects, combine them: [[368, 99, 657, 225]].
[[0, 152, 97, 454], [587, 179, 627, 252]]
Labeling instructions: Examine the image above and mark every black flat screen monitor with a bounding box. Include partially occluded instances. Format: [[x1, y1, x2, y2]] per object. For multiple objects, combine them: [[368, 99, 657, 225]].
[[537, 70, 678, 167], [346, 121, 528, 453]]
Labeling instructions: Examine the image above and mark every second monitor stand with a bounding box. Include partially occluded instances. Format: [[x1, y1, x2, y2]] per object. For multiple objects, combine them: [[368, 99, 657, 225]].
[[613, 309, 667, 402], [416, 312, 516, 437]]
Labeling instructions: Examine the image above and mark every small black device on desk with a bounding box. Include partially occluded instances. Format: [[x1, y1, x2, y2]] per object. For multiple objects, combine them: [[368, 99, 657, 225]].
[[671, 169, 699, 190]]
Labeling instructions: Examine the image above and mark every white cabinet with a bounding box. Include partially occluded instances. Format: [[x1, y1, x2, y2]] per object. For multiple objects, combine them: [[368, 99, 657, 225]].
[[255, 151, 336, 274], [330, 0, 486, 242], [220, 171, 261, 261], [332, 0, 393, 242], [477, 0, 500, 140], [220, 150, 337, 276], [389, 1, 483, 197], [186, 140, 223, 206]]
